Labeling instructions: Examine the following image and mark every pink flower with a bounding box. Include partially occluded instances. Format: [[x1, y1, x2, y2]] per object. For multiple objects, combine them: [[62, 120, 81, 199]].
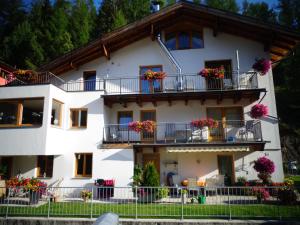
[[254, 157, 275, 174], [250, 104, 268, 119], [252, 58, 271, 75]]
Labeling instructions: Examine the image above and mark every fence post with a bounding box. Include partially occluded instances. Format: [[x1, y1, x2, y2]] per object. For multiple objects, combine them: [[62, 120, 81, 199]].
[[5, 188, 10, 218], [47, 191, 51, 218], [181, 189, 184, 220], [228, 187, 231, 220], [135, 186, 138, 220], [90, 187, 94, 219]]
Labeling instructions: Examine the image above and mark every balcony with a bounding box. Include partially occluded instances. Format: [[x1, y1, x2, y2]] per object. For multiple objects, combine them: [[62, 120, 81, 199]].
[[102, 72, 266, 107], [103, 120, 266, 150]]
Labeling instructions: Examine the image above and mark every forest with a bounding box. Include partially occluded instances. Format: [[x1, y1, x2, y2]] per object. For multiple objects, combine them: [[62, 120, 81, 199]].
[[0, 0, 300, 166]]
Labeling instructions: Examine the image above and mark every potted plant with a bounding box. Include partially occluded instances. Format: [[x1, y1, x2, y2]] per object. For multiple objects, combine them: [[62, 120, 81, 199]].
[[141, 70, 166, 81], [81, 189, 92, 202], [128, 120, 156, 133], [277, 178, 297, 205], [138, 162, 160, 203], [253, 156, 275, 185], [157, 186, 169, 200], [250, 104, 268, 119], [22, 178, 45, 205], [252, 58, 271, 75], [198, 66, 225, 79], [252, 188, 270, 203], [13, 70, 38, 82]]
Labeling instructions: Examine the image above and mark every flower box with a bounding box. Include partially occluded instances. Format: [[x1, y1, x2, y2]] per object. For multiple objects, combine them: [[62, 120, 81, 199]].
[[141, 70, 166, 81], [199, 66, 225, 79]]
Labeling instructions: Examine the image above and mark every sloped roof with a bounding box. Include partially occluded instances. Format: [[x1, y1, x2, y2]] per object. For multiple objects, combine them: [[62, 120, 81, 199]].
[[39, 0, 300, 75]]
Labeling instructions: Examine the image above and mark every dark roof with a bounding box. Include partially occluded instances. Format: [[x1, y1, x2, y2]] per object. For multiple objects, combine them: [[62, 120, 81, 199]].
[[0, 60, 16, 72], [39, 0, 300, 75]]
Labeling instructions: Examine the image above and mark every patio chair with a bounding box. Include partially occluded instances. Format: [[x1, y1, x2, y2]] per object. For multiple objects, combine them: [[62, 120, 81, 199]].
[[108, 126, 121, 142], [170, 175, 182, 196], [223, 79, 233, 89], [164, 123, 176, 143], [238, 120, 255, 141], [205, 178, 218, 195], [189, 127, 209, 142], [164, 80, 177, 92], [47, 178, 64, 202]]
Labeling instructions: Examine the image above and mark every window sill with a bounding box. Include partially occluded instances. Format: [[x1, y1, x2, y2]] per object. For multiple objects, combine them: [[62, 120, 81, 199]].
[[72, 177, 92, 179], [0, 125, 41, 129], [36, 177, 52, 180], [51, 125, 62, 129], [70, 127, 87, 130]]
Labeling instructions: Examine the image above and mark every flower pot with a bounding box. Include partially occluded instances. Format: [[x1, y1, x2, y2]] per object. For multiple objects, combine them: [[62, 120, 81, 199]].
[[29, 191, 40, 205], [197, 195, 206, 204]]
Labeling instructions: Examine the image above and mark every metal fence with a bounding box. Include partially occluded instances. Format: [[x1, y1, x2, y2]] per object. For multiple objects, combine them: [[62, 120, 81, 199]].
[[0, 186, 299, 219], [103, 71, 258, 95], [103, 120, 263, 144]]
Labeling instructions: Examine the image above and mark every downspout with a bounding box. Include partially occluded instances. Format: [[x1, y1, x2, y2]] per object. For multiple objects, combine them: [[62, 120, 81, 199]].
[[156, 34, 183, 90]]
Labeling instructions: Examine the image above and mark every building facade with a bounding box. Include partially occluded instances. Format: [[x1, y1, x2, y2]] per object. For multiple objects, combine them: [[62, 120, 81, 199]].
[[0, 2, 299, 187]]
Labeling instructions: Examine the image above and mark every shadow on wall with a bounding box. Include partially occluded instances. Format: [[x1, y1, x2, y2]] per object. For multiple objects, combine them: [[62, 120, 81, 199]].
[[82, 98, 104, 115], [102, 149, 133, 162]]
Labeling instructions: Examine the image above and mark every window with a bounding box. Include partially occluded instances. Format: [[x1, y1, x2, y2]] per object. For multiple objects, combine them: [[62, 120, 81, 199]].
[[75, 153, 92, 177], [37, 156, 54, 178], [51, 99, 63, 127], [165, 31, 204, 50], [140, 65, 163, 93], [83, 71, 96, 91], [0, 98, 44, 127], [70, 109, 88, 128], [118, 111, 133, 129], [207, 107, 243, 127]]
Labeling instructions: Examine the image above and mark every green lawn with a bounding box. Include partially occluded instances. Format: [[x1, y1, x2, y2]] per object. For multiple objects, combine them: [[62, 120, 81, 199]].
[[0, 202, 299, 219]]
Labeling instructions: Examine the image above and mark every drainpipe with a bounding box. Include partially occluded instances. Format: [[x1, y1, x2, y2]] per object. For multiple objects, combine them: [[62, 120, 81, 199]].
[[157, 34, 183, 90]]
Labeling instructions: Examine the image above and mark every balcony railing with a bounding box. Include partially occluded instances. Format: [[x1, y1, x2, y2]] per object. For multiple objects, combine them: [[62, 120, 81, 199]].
[[0, 71, 258, 94], [103, 120, 263, 144], [103, 71, 258, 95]]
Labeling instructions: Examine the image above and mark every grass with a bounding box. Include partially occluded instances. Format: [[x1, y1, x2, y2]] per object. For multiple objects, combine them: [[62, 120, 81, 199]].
[[0, 202, 299, 219]]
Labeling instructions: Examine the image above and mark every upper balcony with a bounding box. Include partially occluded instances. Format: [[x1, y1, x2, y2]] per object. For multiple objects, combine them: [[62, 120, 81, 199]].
[[103, 120, 266, 150], [102, 71, 266, 107]]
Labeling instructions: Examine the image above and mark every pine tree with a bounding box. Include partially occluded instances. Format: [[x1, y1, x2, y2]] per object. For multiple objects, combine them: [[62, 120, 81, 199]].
[[205, 0, 239, 13], [242, 0, 277, 23], [112, 10, 128, 30], [70, 0, 94, 48], [2, 20, 44, 69], [120, 0, 151, 23]]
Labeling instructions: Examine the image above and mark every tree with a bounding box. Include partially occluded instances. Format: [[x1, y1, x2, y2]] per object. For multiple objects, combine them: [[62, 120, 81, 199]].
[[120, 0, 151, 23], [278, 0, 300, 30], [95, 0, 117, 35], [205, 0, 239, 13], [70, 0, 94, 48], [142, 162, 160, 187], [242, 0, 277, 23], [2, 20, 44, 69], [112, 10, 128, 30]]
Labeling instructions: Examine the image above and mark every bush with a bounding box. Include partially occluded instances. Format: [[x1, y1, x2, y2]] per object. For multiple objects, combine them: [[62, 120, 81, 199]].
[[236, 176, 247, 186], [253, 157, 275, 184], [278, 188, 297, 205], [142, 162, 160, 187], [157, 187, 169, 199], [132, 165, 143, 186]]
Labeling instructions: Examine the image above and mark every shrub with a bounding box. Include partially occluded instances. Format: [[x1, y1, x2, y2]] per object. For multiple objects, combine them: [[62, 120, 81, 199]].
[[142, 162, 160, 187], [81, 190, 92, 201], [278, 188, 297, 205], [236, 176, 247, 186], [157, 187, 170, 199], [253, 157, 275, 184], [252, 188, 270, 201], [132, 165, 143, 186]]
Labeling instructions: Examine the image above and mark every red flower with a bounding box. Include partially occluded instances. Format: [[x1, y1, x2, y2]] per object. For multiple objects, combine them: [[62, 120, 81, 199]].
[[252, 58, 271, 75], [250, 104, 268, 119]]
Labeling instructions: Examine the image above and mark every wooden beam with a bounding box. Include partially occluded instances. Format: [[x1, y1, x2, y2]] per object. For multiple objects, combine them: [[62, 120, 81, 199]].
[[152, 99, 157, 107], [102, 44, 110, 60], [168, 99, 172, 106], [213, 16, 219, 37], [151, 24, 155, 41], [185, 99, 188, 106]]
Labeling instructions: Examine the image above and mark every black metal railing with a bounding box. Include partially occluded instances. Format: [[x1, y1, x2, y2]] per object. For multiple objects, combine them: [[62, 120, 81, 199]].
[[103, 71, 258, 95], [1, 71, 258, 93], [103, 120, 263, 144]]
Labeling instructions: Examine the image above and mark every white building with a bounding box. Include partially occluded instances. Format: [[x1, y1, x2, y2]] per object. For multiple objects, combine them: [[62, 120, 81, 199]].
[[0, 2, 299, 187]]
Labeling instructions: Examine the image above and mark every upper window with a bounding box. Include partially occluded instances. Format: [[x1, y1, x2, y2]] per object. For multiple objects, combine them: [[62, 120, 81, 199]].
[[70, 109, 88, 128], [75, 153, 92, 177], [37, 156, 54, 178], [51, 99, 63, 127], [118, 111, 133, 129], [0, 98, 44, 127], [165, 31, 204, 50]]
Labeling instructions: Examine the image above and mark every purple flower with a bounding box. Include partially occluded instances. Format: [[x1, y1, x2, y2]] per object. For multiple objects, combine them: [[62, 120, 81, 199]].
[[250, 104, 268, 119], [252, 58, 271, 75], [254, 157, 275, 174]]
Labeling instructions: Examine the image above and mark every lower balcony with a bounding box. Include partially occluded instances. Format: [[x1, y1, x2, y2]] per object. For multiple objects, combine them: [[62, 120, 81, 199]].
[[103, 120, 265, 150]]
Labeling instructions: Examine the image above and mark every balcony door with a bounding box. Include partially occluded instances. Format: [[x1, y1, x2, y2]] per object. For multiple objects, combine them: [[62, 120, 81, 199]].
[[205, 60, 232, 90], [141, 110, 156, 142], [140, 65, 163, 93], [218, 155, 234, 185], [83, 71, 96, 91], [207, 107, 243, 141]]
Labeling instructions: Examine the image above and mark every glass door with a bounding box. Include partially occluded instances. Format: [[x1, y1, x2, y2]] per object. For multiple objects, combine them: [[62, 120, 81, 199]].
[[141, 110, 156, 142], [218, 155, 234, 185], [205, 60, 232, 89], [207, 108, 223, 141], [140, 66, 163, 93]]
